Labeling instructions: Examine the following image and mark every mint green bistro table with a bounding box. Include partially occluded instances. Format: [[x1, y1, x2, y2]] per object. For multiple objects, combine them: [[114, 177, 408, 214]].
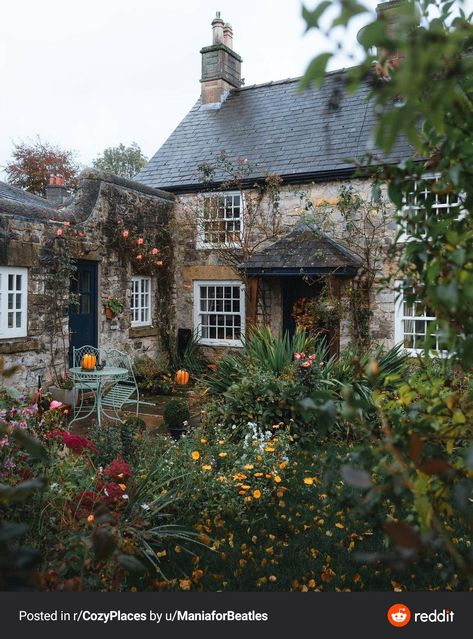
[[68, 366, 129, 428]]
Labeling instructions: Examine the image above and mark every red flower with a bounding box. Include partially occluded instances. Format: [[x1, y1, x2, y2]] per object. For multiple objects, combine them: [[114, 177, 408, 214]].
[[97, 481, 127, 505], [103, 454, 132, 481], [62, 433, 97, 455]]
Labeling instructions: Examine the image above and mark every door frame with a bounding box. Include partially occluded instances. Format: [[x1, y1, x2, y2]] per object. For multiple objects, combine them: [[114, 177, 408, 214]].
[[68, 260, 99, 365]]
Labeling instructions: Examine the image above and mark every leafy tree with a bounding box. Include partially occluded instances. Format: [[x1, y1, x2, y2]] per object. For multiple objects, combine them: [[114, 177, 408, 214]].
[[302, 0, 473, 583], [92, 142, 148, 179], [4, 137, 80, 196]]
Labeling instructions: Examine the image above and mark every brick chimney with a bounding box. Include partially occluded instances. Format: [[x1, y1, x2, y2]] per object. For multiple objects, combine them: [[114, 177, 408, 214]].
[[46, 175, 68, 207], [200, 12, 242, 105], [376, 0, 407, 69]]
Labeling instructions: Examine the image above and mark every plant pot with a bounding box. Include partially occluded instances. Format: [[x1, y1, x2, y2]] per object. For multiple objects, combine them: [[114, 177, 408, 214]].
[[47, 386, 77, 406], [167, 426, 187, 441], [105, 307, 116, 320]]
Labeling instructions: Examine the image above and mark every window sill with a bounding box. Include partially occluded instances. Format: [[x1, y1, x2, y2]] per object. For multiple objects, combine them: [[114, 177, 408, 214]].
[[0, 337, 39, 354], [129, 325, 158, 339], [198, 338, 243, 348]]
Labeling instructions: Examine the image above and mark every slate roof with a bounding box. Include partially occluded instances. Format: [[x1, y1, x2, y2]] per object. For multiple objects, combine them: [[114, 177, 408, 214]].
[[241, 223, 362, 276], [0, 180, 55, 210], [136, 69, 414, 191]]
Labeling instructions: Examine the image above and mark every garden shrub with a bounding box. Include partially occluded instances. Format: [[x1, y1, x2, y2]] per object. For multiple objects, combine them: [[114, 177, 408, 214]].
[[133, 355, 173, 395], [163, 398, 190, 429], [89, 422, 123, 466]]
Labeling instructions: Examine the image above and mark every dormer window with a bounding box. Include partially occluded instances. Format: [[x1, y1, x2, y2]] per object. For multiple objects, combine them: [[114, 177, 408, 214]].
[[197, 192, 243, 248]]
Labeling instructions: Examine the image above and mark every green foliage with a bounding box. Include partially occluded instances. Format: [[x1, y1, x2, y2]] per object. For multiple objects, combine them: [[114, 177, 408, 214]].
[[92, 142, 148, 179], [89, 422, 123, 466], [169, 330, 208, 376], [163, 398, 190, 429], [104, 297, 124, 315], [243, 326, 315, 376], [302, 0, 473, 583], [120, 417, 146, 465], [133, 355, 173, 394]]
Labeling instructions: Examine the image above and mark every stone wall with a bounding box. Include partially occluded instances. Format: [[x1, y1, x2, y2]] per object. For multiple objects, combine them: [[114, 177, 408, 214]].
[[172, 177, 398, 353], [0, 171, 174, 391]]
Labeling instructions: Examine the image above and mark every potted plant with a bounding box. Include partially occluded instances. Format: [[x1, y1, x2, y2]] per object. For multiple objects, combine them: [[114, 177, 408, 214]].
[[104, 297, 124, 320], [47, 372, 77, 407], [163, 397, 190, 441]]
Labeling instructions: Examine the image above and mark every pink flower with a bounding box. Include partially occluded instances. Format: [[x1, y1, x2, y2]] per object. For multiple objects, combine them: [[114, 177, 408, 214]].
[[122, 230, 129, 238], [294, 353, 303, 360], [300, 352, 306, 359], [56, 228, 63, 237], [156, 260, 163, 267], [136, 254, 143, 260], [309, 354, 316, 361], [301, 360, 312, 368], [151, 248, 159, 255], [49, 400, 63, 410], [137, 238, 144, 245]]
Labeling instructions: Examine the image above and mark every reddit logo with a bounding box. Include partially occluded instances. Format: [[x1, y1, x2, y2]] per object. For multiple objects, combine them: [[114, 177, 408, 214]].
[[387, 604, 411, 627]]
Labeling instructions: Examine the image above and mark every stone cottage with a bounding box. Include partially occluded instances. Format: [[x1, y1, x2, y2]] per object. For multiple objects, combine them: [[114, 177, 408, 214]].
[[0, 171, 174, 389], [135, 5, 431, 359]]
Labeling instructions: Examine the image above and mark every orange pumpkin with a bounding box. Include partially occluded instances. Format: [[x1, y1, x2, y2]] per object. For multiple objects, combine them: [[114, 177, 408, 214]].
[[81, 353, 97, 370], [175, 369, 190, 385]]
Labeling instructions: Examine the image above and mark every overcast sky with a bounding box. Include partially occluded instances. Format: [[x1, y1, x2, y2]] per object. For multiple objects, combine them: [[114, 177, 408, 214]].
[[1, 0, 470, 179]]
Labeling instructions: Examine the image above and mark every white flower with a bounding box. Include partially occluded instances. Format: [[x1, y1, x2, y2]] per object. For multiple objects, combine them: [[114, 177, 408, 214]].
[[122, 494, 129, 500], [141, 503, 150, 511]]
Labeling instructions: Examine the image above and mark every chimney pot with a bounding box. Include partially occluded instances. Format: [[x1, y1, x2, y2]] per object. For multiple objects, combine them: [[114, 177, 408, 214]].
[[212, 12, 225, 44], [223, 23, 233, 49], [46, 176, 68, 207]]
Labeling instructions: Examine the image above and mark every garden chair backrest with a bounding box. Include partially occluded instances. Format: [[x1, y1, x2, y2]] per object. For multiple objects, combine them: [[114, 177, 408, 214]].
[[103, 348, 136, 384], [72, 345, 101, 368]]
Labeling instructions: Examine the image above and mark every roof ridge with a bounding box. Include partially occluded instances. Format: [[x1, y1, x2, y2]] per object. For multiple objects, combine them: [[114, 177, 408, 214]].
[[235, 66, 356, 92]]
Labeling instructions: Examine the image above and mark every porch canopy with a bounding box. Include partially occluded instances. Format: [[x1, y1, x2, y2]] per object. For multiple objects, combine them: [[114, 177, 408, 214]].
[[240, 224, 361, 277]]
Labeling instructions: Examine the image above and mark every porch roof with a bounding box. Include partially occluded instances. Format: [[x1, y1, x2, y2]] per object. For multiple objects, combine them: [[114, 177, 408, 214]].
[[240, 224, 362, 277]]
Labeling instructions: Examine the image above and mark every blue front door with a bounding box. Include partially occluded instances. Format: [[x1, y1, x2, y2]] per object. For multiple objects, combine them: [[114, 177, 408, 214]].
[[69, 261, 98, 365]]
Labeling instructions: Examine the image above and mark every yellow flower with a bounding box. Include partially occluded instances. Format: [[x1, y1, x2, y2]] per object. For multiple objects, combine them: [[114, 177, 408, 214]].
[[200, 438, 207, 444], [308, 579, 316, 589], [269, 575, 277, 582], [265, 546, 274, 554], [253, 489, 261, 499], [335, 522, 345, 529], [254, 472, 264, 477], [202, 464, 212, 471], [191, 451, 200, 460], [118, 483, 126, 491], [219, 439, 225, 445], [244, 464, 254, 470], [87, 514, 94, 523], [219, 451, 227, 457], [279, 461, 287, 469], [303, 477, 314, 485], [130, 586, 137, 592], [156, 550, 167, 558], [274, 475, 282, 483], [179, 579, 192, 590], [265, 446, 275, 453]]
